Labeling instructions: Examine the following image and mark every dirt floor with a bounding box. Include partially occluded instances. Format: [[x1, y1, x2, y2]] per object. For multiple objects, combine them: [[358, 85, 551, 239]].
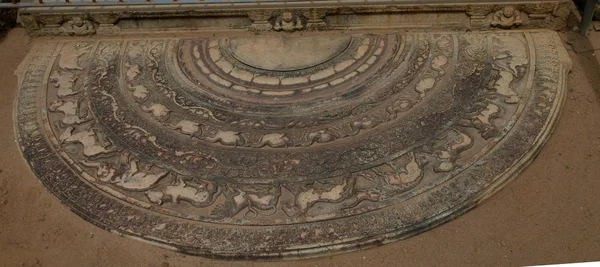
[[0, 27, 599, 267]]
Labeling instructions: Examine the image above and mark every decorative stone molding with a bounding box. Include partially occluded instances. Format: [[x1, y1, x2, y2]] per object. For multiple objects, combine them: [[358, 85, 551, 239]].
[[17, 1, 575, 36], [20, 13, 122, 36], [491, 6, 523, 29]]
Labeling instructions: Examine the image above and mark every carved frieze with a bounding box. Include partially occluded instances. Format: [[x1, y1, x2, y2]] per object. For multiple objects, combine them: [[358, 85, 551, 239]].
[[18, 1, 573, 36]]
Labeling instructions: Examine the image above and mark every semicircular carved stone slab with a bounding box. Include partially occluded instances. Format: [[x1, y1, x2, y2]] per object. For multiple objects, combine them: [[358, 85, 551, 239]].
[[14, 30, 571, 259]]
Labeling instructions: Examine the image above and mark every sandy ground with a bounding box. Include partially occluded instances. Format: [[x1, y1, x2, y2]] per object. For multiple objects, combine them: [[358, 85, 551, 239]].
[[0, 28, 599, 267]]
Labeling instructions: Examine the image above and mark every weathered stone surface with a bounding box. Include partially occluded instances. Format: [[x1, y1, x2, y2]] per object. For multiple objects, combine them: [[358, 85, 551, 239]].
[[14, 30, 571, 259], [17, 0, 575, 36]]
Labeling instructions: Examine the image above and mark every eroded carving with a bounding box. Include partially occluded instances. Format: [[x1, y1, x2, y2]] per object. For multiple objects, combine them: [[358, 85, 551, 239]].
[[205, 130, 245, 146], [60, 17, 96, 36], [50, 71, 79, 97], [491, 6, 523, 29], [273, 12, 305, 31], [58, 42, 92, 70], [59, 127, 113, 157], [48, 99, 90, 126], [432, 130, 473, 172], [147, 178, 220, 207]]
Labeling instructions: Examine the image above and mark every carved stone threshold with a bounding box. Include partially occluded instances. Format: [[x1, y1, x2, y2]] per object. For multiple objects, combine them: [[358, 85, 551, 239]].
[[18, 0, 575, 36], [15, 29, 571, 259]]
